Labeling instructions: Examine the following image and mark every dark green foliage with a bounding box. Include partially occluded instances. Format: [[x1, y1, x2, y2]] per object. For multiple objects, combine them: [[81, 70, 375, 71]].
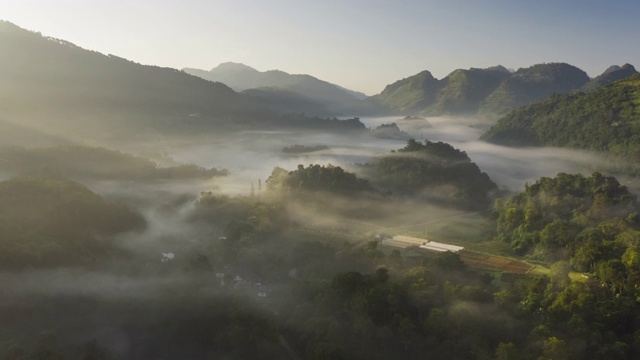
[[266, 164, 375, 195], [192, 194, 296, 280], [363, 139, 497, 209], [482, 73, 640, 159], [285, 258, 521, 359], [433, 251, 466, 271], [495, 172, 636, 263], [4, 183, 640, 359], [490, 173, 640, 357], [0, 175, 145, 268]]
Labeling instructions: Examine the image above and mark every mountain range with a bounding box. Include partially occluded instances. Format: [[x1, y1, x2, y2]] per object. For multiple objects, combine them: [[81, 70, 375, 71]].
[[1, 19, 638, 142], [183, 62, 368, 116], [0, 21, 364, 144], [371, 63, 638, 117]]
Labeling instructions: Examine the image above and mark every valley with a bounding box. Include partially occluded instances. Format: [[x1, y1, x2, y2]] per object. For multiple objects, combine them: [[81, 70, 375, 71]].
[[1, 9, 640, 359]]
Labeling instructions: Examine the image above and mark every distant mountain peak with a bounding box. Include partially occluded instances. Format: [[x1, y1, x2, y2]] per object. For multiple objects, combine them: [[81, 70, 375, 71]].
[[603, 63, 636, 74], [484, 65, 511, 74], [211, 62, 258, 73], [183, 62, 367, 115], [621, 63, 635, 70], [375, 62, 595, 117], [603, 65, 622, 73], [265, 69, 290, 75], [582, 63, 638, 92]]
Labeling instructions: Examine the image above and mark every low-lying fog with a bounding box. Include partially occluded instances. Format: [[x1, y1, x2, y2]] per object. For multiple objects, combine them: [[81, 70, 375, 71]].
[[9, 114, 617, 277], [156, 115, 611, 195], [1, 115, 631, 358]]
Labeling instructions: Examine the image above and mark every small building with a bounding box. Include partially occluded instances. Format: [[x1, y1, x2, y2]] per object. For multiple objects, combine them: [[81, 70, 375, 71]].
[[381, 235, 463, 253]]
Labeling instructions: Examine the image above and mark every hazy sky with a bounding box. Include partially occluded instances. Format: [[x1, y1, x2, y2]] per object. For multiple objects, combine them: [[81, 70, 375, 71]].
[[3, 0, 639, 95]]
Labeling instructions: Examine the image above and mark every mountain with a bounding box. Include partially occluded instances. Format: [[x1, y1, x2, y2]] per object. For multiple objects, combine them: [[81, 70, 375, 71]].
[[0, 118, 71, 147], [183, 62, 367, 115], [374, 70, 443, 113], [184, 62, 262, 89], [481, 73, 640, 159], [373, 63, 598, 117], [240, 87, 330, 117], [0, 21, 251, 138], [0, 21, 364, 143], [582, 63, 638, 92], [433, 67, 510, 114], [479, 63, 590, 115]]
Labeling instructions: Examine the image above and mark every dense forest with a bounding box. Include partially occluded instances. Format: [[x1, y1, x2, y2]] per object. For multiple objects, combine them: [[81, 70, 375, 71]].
[[482, 74, 640, 160], [265, 164, 375, 196], [4, 170, 640, 359], [359, 139, 498, 209]]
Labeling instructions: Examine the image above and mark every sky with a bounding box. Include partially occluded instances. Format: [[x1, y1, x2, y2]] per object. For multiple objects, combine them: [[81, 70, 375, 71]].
[[3, 0, 640, 95]]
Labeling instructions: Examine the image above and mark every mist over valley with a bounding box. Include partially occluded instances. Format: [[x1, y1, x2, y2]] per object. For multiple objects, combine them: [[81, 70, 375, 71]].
[[1, 7, 640, 359]]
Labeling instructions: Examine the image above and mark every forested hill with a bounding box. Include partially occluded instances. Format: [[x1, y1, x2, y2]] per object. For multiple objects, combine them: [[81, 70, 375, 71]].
[[0, 175, 145, 268], [371, 63, 637, 117], [481, 73, 640, 159], [0, 21, 364, 142], [0, 145, 229, 181], [0, 21, 245, 135], [360, 139, 497, 209], [495, 172, 638, 262], [372, 67, 508, 115]]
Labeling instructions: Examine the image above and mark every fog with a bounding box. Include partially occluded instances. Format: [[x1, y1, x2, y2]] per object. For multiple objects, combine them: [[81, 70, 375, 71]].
[[136, 115, 613, 197], [0, 114, 621, 291], [68, 114, 619, 278], [1, 114, 636, 359]]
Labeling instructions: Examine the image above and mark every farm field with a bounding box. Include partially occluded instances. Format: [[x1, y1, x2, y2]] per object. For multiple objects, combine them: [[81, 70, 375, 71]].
[[380, 234, 534, 274], [458, 250, 533, 274]]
